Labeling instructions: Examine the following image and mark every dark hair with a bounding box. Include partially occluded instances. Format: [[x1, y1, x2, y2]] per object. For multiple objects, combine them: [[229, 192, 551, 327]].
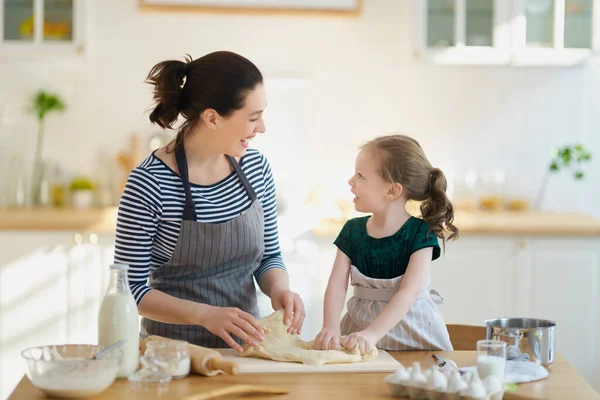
[[362, 134, 459, 249], [145, 51, 264, 151]]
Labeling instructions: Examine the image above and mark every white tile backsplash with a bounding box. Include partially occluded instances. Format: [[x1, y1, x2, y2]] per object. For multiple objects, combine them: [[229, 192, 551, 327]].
[[0, 0, 598, 216]]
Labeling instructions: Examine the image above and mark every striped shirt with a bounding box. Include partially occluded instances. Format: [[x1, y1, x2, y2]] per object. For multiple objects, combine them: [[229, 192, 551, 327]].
[[113, 148, 285, 305]]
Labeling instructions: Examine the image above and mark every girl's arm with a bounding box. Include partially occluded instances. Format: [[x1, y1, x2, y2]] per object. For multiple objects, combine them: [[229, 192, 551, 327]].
[[313, 248, 351, 349]]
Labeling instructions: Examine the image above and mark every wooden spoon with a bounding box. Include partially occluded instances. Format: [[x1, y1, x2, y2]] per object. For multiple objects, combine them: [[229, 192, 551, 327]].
[[182, 385, 289, 400]]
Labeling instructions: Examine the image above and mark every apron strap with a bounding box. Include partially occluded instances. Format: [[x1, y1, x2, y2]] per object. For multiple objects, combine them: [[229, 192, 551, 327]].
[[175, 145, 197, 221], [227, 155, 257, 201], [352, 286, 445, 304]]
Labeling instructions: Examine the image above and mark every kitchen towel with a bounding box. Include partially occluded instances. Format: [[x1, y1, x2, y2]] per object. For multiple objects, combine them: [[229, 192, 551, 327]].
[[459, 360, 549, 384]]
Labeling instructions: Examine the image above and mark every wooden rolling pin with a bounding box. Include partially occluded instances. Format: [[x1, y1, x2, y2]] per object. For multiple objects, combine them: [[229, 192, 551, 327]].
[[139, 335, 239, 376]]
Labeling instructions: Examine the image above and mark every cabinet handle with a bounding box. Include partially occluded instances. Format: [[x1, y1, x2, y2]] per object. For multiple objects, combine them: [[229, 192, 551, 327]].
[[518, 239, 527, 249]]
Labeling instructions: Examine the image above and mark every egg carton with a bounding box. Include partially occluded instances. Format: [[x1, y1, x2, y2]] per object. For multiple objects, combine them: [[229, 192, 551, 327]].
[[384, 361, 505, 400]]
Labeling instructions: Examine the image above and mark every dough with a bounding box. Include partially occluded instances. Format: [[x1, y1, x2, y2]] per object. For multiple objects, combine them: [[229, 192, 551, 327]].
[[238, 310, 378, 366]]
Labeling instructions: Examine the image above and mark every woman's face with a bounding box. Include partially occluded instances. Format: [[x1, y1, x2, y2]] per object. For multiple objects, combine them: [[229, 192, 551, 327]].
[[218, 84, 267, 158]]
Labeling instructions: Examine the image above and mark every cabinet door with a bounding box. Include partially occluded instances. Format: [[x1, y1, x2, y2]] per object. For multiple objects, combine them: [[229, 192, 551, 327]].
[[510, 0, 597, 66], [521, 238, 600, 387], [0, 232, 70, 400], [413, 0, 512, 65], [430, 237, 519, 326], [1, 0, 86, 56], [2, 0, 35, 42]]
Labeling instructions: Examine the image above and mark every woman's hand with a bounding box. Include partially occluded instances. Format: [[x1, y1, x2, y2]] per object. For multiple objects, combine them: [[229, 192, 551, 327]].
[[340, 330, 379, 355], [312, 327, 341, 350], [200, 306, 265, 352], [270, 289, 305, 334]]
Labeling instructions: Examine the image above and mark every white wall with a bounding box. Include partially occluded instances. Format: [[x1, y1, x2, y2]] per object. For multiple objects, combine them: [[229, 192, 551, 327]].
[[0, 0, 598, 217]]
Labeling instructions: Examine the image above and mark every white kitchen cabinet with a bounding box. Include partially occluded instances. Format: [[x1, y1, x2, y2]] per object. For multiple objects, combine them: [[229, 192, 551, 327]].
[[413, 0, 512, 65], [431, 235, 600, 390], [520, 238, 600, 386], [413, 0, 600, 66], [0, 0, 87, 58], [0, 230, 114, 400], [430, 237, 520, 325]]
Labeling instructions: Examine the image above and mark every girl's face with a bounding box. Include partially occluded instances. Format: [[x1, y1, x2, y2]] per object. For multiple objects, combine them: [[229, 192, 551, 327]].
[[215, 84, 267, 158], [348, 148, 396, 213]]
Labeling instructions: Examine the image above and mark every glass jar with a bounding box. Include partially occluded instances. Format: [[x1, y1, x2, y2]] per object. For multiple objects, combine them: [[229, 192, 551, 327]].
[[145, 340, 191, 379]]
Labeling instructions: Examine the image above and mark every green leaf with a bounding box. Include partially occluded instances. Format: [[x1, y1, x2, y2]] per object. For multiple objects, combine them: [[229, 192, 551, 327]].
[[31, 90, 66, 122], [575, 171, 584, 179], [549, 162, 559, 172], [561, 147, 572, 165]]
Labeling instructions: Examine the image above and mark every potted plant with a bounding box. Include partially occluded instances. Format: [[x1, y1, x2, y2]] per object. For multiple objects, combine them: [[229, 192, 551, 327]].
[[535, 143, 592, 209], [69, 177, 95, 209], [30, 90, 66, 206]]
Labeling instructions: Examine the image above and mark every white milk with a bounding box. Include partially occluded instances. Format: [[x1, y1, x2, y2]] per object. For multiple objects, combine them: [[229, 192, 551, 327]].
[[34, 370, 117, 398], [97, 264, 140, 379], [477, 354, 506, 381]]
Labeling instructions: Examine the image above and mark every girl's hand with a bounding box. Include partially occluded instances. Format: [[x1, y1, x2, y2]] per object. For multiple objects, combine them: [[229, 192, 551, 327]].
[[200, 306, 265, 352], [340, 330, 379, 355], [270, 289, 305, 334], [312, 327, 342, 350]]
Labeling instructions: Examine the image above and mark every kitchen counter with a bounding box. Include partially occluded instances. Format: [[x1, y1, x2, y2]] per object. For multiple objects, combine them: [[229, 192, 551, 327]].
[[8, 351, 600, 399], [2, 207, 600, 237], [0, 207, 119, 233], [313, 210, 600, 238]]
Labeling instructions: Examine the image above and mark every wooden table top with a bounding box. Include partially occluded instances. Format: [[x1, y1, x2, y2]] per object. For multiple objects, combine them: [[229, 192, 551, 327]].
[[9, 351, 600, 400]]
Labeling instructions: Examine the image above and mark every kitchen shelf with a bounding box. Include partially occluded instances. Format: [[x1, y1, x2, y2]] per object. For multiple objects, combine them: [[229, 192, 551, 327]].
[[0, 206, 118, 233], [313, 210, 600, 238], [3, 207, 600, 237]]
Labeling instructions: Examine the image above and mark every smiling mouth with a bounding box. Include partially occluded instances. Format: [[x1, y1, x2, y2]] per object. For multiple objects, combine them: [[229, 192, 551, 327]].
[[241, 135, 256, 146]]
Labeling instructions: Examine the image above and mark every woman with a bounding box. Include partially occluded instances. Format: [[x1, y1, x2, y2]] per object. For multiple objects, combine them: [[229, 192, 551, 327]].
[[113, 51, 305, 352]]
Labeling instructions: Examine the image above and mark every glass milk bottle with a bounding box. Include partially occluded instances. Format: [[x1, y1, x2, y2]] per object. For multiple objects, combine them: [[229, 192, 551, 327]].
[[98, 264, 140, 378]]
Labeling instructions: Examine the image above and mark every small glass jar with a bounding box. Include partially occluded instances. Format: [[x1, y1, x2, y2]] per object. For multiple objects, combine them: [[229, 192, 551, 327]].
[[145, 340, 191, 379], [128, 354, 171, 394]]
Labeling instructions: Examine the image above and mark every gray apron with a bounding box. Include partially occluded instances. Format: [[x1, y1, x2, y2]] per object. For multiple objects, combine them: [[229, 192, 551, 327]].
[[340, 265, 453, 351], [140, 146, 265, 348]]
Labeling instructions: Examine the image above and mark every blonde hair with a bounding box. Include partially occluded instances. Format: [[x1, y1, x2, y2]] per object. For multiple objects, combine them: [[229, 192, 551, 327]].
[[361, 134, 459, 247]]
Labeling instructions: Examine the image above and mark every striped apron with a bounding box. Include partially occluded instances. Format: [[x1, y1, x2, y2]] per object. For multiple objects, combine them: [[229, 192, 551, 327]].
[[140, 146, 265, 348], [340, 265, 453, 351]]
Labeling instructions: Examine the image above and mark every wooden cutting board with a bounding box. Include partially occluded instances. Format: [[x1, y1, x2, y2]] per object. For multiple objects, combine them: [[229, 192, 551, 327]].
[[215, 349, 402, 374]]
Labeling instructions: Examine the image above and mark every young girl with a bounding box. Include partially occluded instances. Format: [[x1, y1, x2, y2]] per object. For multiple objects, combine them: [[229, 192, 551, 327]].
[[313, 134, 459, 354]]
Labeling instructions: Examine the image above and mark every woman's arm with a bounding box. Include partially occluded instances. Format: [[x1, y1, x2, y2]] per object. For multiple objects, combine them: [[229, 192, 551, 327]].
[[115, 168, 204, 325], [114, 167, 162, 307]]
